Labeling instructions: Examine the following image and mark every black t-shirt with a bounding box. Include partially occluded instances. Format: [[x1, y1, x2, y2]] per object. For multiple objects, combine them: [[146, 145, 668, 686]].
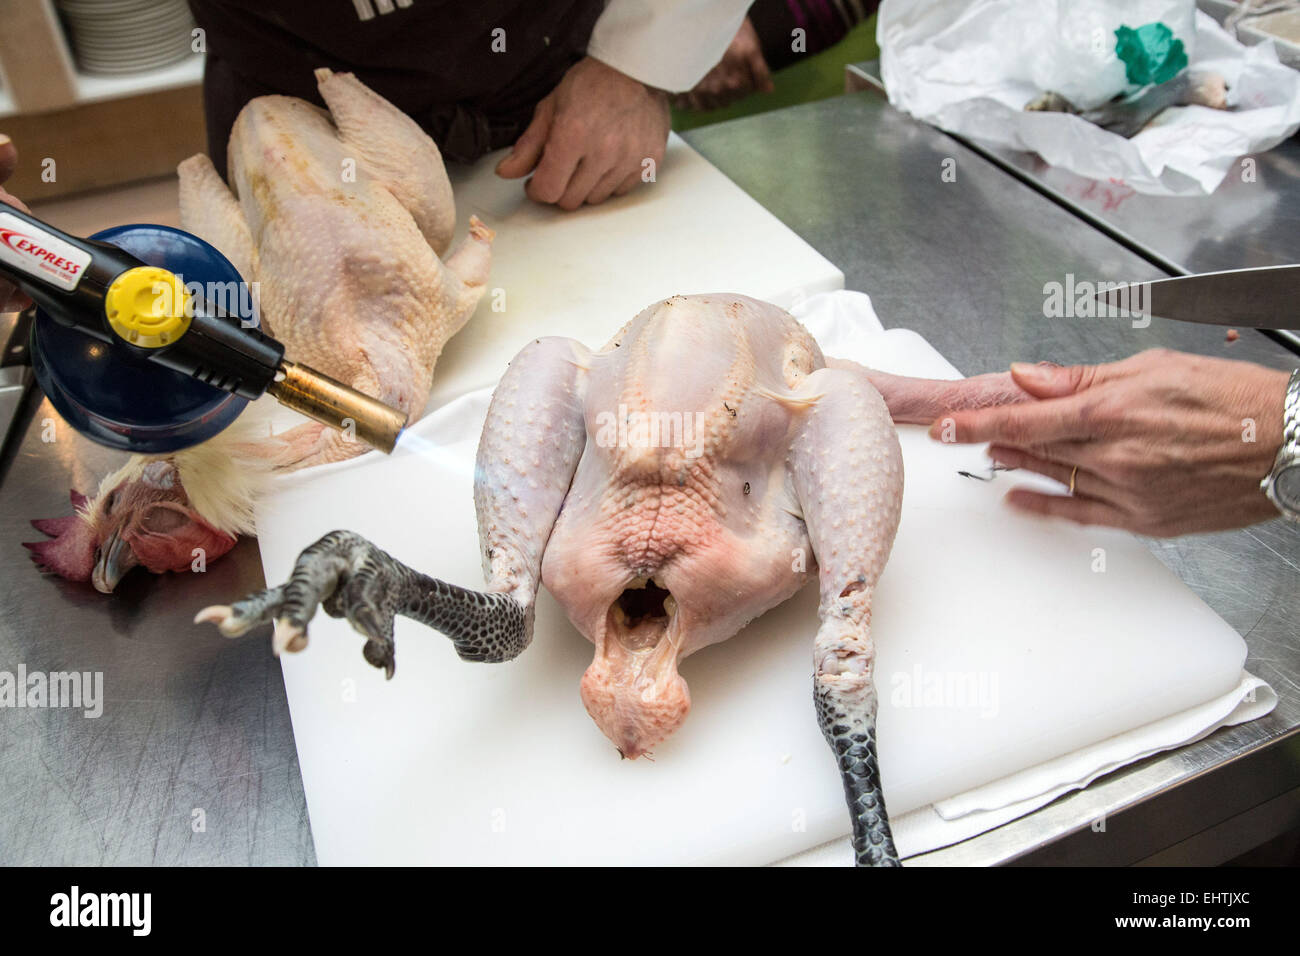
[[189, 0, 604, 169]]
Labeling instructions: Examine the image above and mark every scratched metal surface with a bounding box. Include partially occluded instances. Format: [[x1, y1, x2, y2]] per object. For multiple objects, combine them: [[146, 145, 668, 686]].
[[847, 58, 1300, 349], [0, 343, 314, 865], [684, 91, 1300, 865], [960, 126, 1300, 280]]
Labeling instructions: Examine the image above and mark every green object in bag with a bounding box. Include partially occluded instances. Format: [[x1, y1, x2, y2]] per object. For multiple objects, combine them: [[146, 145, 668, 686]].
[[1114, 22, 1189, 87]]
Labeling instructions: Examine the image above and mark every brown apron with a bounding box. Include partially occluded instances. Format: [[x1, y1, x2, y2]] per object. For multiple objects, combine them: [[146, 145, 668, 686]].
[[188, 0, 605, 177]]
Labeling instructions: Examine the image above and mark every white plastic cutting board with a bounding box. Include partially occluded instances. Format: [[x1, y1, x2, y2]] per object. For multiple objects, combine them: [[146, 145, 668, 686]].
[[254, 318, 1247, 865], [426, 134, 844, 408]]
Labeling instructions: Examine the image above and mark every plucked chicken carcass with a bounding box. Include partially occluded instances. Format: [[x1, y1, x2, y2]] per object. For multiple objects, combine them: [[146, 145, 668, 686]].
[[26, 69, 491, 592], [197, 293, 1033, 866], [180, 68, 493, 464]]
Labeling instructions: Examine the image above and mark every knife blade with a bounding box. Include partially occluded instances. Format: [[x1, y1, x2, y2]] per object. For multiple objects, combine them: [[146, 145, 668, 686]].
[[1093, 264, 1300, 329], [0, 306, 35, 456]]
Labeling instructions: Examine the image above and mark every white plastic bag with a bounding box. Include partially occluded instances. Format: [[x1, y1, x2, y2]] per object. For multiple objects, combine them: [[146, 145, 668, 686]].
[[1025, 1, 1195, 108], [879, 1, 1300, 195]]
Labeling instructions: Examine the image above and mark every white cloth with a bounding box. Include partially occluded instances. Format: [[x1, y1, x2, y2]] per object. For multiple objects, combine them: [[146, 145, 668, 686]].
[[588, 0, 751, 91], [779, 672, 1275, 864]]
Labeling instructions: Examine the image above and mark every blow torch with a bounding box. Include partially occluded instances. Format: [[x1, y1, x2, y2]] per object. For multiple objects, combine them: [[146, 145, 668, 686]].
[[0, 202, 406, 454]]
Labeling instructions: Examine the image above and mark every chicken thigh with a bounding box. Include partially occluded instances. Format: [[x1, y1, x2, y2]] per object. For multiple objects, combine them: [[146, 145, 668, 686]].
[[200, 295, 918, 864]]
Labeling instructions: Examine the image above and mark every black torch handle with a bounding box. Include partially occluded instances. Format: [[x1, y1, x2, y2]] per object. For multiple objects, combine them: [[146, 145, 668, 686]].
[[0, 200, 141, 333], [0, 201, 283, 400]]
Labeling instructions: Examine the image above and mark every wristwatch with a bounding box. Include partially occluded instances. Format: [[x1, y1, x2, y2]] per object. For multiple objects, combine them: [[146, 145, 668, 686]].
[[1261, 368, 1300, 522]]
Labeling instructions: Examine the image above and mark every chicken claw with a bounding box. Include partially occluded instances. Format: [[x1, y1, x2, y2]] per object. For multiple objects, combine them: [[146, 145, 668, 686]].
[[273, 619, 308, 656], [198, 529, 532, 680]]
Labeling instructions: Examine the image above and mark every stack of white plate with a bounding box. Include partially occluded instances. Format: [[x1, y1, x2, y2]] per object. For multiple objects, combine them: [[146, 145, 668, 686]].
[[57, 0, 197, 76]]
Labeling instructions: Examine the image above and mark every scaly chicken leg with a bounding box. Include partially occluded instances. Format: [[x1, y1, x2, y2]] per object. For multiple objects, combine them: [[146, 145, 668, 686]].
[[788, 366, 904, 866], [196, 529, 531, 675], [197, 336, 592, 670]]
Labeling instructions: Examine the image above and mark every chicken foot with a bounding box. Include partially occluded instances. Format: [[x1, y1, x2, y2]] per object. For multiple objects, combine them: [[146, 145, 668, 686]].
[[196, 530, 530, 677], [1025, 71, 1229, 138], [197, 336, 591, 676]]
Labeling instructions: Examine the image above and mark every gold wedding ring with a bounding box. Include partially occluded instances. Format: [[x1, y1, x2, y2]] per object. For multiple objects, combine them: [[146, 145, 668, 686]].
[[1068, 465, 1078, 496]]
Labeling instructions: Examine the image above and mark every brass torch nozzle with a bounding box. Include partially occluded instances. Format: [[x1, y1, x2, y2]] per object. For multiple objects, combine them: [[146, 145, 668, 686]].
[[266, 361, 407, 454]]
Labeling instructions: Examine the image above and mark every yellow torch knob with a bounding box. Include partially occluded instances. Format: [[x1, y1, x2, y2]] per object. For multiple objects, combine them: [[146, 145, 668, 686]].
[[104, 266, 191, 348]]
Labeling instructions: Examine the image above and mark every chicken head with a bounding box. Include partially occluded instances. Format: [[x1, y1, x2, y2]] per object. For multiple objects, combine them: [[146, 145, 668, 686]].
[[27, 461, 237, 593]]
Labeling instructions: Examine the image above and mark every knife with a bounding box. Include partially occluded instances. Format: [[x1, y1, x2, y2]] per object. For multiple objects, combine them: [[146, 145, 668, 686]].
[[1093, 264, 1299, 329], [0, 306, 35, 456]]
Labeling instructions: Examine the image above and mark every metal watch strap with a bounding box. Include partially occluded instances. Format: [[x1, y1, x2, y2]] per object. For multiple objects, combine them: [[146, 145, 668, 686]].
[[1278, 369, 1300, 462], [1263, 368, 1300, 519], [1282, 369, 1300, 455]]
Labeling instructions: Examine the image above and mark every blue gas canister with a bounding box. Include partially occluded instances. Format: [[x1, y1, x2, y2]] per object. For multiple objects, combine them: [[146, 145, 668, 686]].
[[30, 224, 256, 454], [0, 203, 406, 454]]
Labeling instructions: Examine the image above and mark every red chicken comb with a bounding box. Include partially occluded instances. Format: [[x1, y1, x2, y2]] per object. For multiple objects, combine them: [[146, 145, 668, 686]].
[[24, 490, 96, 583]]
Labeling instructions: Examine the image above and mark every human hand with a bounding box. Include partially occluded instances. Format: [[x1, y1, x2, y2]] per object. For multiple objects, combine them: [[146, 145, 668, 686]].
[[929, 349, 1290, 536], [674, 17, 774, 112], [0, 133, 34, 313], [495, 56, 670, 210]]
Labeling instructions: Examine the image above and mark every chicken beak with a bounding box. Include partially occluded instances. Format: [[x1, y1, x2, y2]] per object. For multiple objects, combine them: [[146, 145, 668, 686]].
[[92, 529, 137, 593]]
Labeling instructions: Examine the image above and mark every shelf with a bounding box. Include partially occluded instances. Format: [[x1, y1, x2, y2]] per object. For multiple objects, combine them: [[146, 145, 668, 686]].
[[0, 0, 204, 119], [0, 52, 202, 120], [72, 53, 204, 108], [0, 2, 206, 199], [0, 53, 203, 125]]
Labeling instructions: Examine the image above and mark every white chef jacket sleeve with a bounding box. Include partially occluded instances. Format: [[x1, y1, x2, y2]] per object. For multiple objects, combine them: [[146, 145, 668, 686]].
[[586, 0, 754, 93]]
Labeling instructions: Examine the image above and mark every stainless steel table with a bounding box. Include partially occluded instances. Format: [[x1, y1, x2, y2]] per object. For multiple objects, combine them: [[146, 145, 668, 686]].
[[1, 89, 1296, 866], [847, 58, 1300, 352], [0, 349, 315, 864], [685, 91, 1300, 866]]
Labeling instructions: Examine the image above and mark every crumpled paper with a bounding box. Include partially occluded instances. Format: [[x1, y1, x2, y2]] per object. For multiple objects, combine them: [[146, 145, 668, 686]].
[[879, 2, 1300, 195]]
